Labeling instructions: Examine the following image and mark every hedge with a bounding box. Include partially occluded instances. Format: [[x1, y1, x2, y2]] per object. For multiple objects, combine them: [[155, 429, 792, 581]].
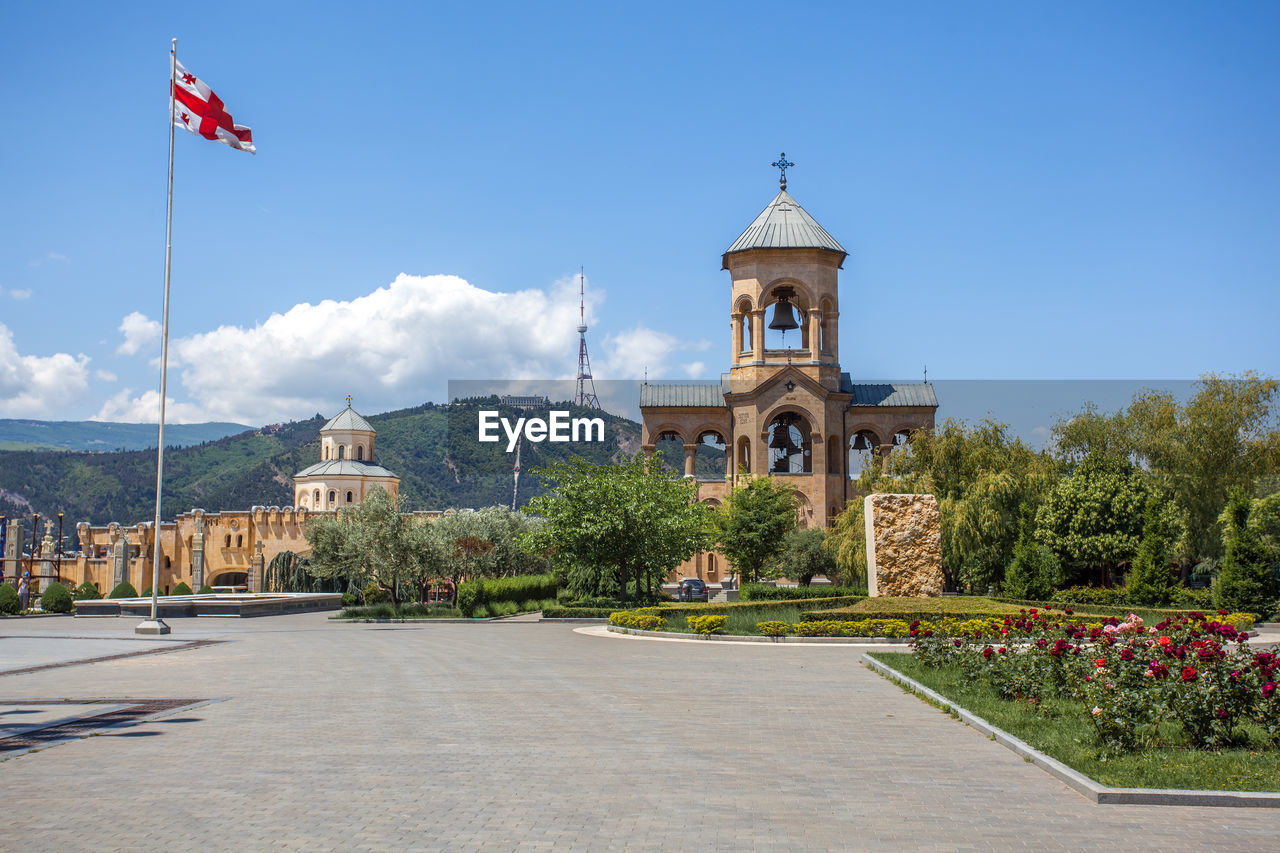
[[457, 574, 557, 617], [739, 584, 867, 602], [197, 585, 216, 595], [803, 596, 1034, 624], [542, 607, 615, 618], [656, 595, 866, 617], [73, 581, 102, 600], [108, 581, 139, 599], [40, 583, 74, 614], [172, 582, 194, 596]]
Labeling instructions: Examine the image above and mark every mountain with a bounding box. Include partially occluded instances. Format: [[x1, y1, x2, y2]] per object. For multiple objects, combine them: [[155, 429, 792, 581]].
[[0, 419, 255, 452], [0, 399, 650, 529]]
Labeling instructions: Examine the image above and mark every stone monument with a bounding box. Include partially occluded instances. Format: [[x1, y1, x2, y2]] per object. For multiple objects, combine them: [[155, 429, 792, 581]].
[[863, 493, 944, 597]]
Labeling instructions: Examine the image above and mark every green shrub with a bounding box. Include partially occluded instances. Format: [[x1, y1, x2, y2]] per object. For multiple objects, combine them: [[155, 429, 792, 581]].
[[740, 583, 866, 601], [608, 610, 666, 631], [40, 583, 73, 614], [73, 581, 102, 600], [141, 587, 153, 598], [686, 615, 727, 636], [1050, 586, 1128, 607], [456, 582, 480, 616], [0, 584, 20, 615], [108, 581, 139, 599], [340, 592, 357, 606], [489, 600, 519, 617], [471, 604, 491, 619], [542, 606, 616, 618], [198, 585, 216, 595], [1001, 538, 1062, 601], [793, 618, 914, 638], [1215, 491, 1278, 618], [171, 582, 194, 596], [457, 573, 557, 614], [1171, 587, 1214, 608], [756, 620, 790, 637], [362, 582, 391, 604]]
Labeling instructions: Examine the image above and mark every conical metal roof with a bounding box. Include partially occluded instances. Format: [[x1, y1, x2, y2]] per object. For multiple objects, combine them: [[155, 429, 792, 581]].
[[722, 189, 847, 269], [321, 406, 374, 433]]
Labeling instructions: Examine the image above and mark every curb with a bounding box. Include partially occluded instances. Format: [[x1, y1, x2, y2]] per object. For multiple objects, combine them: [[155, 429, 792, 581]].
[[606, 625, 913, 644], [863, 655, 1280, 808]]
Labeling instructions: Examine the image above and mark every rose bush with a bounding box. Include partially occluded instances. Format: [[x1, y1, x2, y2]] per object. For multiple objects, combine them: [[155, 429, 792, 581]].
[[911, 608, 1276, 753]]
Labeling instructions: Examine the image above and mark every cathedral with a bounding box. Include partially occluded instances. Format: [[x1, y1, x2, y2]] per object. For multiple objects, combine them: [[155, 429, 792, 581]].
[[640, 161, 938, 584]]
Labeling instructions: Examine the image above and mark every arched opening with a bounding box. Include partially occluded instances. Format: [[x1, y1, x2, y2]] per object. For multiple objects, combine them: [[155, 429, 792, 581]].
[[338, 445, 345, 460], [236, 535, 243, 548], [848, 430, 880, 479], [357, 445, 364, 460], [763, 286, 806, 352], [826, 435, 840, 474], [741, 312, 752, 354], [695, 430, 727, 480], [346, 491, 354, 503], [224, 534, 231, 548], [164, 556, 171, 570], [209, 571, 248, 588], [736, 436, 751, 474], [892, 429, 913, 447], [324, 445, 329, 460], [328, 490, 336, 504], [313, 489, 320, 505], [707, 553, 717, 577], [654, 430, 684, 475], [767, 412, 812, 474]]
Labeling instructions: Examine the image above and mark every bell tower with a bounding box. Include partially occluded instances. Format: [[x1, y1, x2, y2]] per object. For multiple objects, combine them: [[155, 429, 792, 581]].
[[725, 153, 846, 392]]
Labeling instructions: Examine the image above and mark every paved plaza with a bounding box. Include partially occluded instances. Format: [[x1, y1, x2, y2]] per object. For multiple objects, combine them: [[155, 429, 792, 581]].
[[2, 613, 1278, 851]]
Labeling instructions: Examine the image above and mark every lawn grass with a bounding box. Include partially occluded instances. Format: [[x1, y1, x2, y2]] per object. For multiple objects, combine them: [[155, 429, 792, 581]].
[[869, 651, 1280, 792]]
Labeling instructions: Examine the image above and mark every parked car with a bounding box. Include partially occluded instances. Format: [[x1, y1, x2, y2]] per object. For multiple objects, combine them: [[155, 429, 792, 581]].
[[677, 577, 709, 602]]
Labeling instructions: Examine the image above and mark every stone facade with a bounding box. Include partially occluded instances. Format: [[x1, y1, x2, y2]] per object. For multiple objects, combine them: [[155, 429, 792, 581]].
[[863, 494, 943, 598], [61, 402, 400, 596]]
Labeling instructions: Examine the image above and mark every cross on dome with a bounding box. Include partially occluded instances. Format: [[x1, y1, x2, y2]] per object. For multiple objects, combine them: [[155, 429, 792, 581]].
[[346, 394, 353, 408], [771, 152, 795, 190]]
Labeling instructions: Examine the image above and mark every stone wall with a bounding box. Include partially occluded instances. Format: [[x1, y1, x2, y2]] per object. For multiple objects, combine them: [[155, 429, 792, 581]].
[[863, 493, 943, 597]]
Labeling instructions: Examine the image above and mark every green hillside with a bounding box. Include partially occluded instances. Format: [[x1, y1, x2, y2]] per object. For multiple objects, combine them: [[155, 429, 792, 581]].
[[0, 399, 646, 529], [0, 419, 255, 451]]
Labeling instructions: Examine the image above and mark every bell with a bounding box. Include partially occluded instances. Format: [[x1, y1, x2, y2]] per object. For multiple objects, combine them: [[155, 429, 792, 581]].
[[769, 424, 798, 452], [852, 433, 874, 451], [767, 296, 799, 332]]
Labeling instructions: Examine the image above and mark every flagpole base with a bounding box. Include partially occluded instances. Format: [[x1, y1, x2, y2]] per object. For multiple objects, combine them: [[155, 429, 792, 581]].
[[135, 619, 171, 636]]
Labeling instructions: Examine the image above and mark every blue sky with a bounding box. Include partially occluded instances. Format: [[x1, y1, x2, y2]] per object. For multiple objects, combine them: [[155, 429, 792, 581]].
[[2, 1, 1277, 425]]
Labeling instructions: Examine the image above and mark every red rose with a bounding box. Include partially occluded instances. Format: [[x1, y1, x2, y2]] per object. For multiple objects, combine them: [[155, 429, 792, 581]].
[[982, 647, 993, 659], [1094, 658, 1107, 668], [1263, 682, 1276, 699], [1181, 667, 1198, 682]]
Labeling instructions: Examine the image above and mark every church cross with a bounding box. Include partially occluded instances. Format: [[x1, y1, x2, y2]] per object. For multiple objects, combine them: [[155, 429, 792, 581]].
[[771, 153, 794, 190], [346, 394, 353, 408]]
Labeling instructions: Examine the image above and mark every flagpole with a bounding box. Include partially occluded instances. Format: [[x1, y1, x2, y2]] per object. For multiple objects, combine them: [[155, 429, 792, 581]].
[[138, 37, 178, 636]]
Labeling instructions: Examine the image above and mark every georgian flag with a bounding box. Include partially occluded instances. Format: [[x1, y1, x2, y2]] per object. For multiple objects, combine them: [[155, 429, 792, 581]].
[[172, 60, 256, 154]]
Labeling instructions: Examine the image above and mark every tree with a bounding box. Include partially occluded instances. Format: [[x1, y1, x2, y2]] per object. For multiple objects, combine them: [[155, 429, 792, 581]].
[[304, 487, 431, 605], [828, 419, 1056, 591], [1214, 490, 1279, 617], [714, 476, 798, 584], [773, 527, 836, 586], [1124, 495, 1182, 605], [525, 454, 711, 604], [1001, 535, 1063, 601], [1034, 454, 1152, 586]]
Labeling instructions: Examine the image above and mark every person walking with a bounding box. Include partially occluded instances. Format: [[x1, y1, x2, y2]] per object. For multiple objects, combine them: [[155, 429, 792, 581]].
[[18, 571, 30, 611]]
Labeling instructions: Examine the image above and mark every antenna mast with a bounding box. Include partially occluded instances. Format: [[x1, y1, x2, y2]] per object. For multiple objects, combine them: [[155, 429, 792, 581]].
[[511, 435, 522, 511], [575, 267, 600, 409]]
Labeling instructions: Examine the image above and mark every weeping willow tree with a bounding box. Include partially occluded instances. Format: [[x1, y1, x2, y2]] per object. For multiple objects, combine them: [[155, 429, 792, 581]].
[[265, 550, 335, 593]]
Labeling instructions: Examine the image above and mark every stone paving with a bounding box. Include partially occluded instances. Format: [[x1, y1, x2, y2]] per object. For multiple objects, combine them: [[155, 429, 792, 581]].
[[1, 613, 1278, 851]]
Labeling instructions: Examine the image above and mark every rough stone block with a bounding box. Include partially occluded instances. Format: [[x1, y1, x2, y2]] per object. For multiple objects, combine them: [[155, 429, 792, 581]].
[[863, 493, 943, 597]]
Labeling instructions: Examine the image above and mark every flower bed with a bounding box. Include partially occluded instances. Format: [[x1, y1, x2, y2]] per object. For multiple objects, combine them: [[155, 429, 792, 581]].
[[908, 609, 1275, 755]]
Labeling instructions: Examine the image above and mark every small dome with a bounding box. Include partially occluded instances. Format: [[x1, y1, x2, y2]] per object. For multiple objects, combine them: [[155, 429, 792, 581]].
[[722, 190, 847, 269]]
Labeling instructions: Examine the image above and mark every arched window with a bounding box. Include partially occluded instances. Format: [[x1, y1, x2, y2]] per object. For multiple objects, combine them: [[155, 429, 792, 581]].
[[313, 489, 320, 504], [224, 534, 231, 548], [695, 431, 727, 480], [767, 412, 812, 474], [338, 445, 345, 460], [849, 430, 880, 478], [707, 554, 717, 575], [164, 556, 171, 570], [328, 490, 336, 504], [236, 535, 243, 548], [736, 436, 751, 474], [346, 491, 353, 503], [357, 445, 364, 460], [324, 445, 329, 460]]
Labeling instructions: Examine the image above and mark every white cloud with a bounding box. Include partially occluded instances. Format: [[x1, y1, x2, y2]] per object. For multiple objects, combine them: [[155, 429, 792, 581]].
[[98, 273, 613, 424], [9, 288, 32, 300], [116, 311, 162, 355], [27, 252, 69, 267], [0, 322, 91, 417], [95, 369, 118, 382], [683, 361, 707, 378], [93, 388, 211, 424], [598, 327, 712, 381]]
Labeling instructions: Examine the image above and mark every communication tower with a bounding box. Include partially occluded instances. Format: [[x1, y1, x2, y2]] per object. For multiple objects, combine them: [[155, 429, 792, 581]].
[[575, 268, 600, 409]]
